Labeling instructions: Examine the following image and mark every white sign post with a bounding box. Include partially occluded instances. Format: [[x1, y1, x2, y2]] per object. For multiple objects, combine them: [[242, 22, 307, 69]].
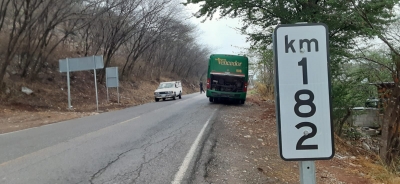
[[273, 23, 334, 183], [106, 67, 119, 103], [59, 55, 104, 112]]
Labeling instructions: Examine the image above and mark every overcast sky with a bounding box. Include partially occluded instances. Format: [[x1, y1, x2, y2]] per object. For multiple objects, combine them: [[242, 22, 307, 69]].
[[182, 3, 250, 55]]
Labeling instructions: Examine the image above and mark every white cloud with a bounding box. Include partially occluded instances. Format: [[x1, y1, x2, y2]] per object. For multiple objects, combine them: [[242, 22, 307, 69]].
[[182, 3, 250, 55]]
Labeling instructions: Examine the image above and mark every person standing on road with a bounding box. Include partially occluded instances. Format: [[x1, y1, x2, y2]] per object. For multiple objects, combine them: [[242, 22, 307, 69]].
[[200, 81, 205, 94]]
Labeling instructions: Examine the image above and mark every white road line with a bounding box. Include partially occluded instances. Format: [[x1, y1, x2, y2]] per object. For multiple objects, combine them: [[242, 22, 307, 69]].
[[171, 109, 217, 184]]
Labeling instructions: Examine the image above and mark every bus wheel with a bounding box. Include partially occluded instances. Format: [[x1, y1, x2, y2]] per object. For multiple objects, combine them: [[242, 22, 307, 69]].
[[209, 97, 213, 102], [240, 100, 245, 104]]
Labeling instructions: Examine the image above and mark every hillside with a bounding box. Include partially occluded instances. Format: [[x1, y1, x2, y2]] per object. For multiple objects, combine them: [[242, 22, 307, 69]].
[[0, 70, 199, 133]]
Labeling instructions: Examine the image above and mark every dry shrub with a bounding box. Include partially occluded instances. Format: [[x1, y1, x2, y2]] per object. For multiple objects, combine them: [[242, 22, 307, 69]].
[[334, 134, 400, 183], [359, 157, 400, 184], [254, 81, 274, 100]]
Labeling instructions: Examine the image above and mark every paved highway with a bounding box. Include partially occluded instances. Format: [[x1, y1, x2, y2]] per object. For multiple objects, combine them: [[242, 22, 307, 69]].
[[0, 93, 219, 184]]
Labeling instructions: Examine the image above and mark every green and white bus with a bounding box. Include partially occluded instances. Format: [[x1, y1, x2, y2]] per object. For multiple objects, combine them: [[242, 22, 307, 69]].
[[206, 54, 249, 104]]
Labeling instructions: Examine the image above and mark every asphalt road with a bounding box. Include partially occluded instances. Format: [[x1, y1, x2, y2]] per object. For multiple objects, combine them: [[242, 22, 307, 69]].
[[0, 93, 219, 184]]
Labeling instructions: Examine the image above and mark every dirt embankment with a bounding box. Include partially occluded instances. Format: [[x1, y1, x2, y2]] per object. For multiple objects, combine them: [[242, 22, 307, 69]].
[[0, 71, 199, 134]]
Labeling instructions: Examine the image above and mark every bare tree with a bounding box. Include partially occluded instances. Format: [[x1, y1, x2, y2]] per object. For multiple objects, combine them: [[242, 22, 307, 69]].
[[120, 5, 178, 79], [355, 11, 400, 165], [142, 24, 209, 81], [0, 0, 11, 33], [0, 0, 211, 90], [0, 0, 46, 87], [27, 0, 103, 79], [93, 0, 176, 83]]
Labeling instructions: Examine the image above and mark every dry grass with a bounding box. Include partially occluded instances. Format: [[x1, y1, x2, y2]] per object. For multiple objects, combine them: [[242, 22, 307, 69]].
[[254, 81, 274, 100], [334, 134, 400, 184], [359, 158, 400, 184]]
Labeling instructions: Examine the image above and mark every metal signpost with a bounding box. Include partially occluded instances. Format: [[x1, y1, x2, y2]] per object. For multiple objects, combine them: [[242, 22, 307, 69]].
[[59, 55, 104, 112], [248, 71, 254, 88], [106, 67, 120, 103], [273, 23, 334, 184]]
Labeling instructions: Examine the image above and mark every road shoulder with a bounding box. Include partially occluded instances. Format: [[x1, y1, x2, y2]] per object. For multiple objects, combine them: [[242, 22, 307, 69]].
[[193, 94, 374, 184]]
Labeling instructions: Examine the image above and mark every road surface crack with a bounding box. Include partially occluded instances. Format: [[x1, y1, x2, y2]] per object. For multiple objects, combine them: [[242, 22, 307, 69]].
[[100, 132, 182, 184], [96, 118, 192, 184], [129, 137, 180, 184], [89, 144, 146, 184]]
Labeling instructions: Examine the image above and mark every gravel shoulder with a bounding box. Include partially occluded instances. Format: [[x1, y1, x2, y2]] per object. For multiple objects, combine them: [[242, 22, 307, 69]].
[[193, 94, 376, 184]]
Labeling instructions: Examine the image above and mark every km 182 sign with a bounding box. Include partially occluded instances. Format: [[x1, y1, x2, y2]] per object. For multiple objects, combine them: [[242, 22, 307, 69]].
[[273, 23, 334, 161]]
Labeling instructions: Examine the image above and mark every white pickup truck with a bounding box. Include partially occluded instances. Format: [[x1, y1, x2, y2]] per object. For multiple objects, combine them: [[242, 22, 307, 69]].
[[154, 81, 182, 102]]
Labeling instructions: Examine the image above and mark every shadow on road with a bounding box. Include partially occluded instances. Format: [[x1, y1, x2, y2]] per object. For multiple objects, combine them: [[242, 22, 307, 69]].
[[207, 98, 246, 106]]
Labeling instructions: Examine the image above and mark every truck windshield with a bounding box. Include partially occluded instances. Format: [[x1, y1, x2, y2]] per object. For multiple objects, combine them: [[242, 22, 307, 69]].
[[158, 83, 174, 89]]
